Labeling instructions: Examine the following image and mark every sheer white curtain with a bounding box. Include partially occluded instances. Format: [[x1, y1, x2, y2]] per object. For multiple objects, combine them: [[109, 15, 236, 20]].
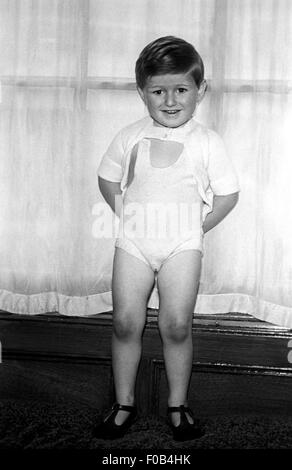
[[0, 0, 292, 327]]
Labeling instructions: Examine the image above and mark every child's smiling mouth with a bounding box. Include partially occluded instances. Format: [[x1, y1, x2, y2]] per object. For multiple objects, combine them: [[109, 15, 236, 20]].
[[162, 110, 181, 115]]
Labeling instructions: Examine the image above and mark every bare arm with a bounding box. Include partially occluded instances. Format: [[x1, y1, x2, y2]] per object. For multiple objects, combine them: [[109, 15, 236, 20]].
[[98, 176, 122, 217], [202, 192, 239, 233]]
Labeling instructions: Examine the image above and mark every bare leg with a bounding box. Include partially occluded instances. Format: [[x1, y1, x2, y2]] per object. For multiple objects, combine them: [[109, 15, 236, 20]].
[[111, 247, 155, 424], [157, 250, 201, 426]]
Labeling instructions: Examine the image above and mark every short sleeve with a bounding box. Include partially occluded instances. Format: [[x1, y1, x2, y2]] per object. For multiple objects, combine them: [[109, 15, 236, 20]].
[[97, 130, 124, 183], [207, 130, 240, 195]]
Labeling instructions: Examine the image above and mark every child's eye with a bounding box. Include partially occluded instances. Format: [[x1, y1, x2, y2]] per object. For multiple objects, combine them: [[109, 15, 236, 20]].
[[177, 88, 188, 93], [153, 90, 163, 95]]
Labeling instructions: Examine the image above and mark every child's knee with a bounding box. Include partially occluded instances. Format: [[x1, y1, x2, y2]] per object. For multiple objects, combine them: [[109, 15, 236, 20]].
[[113, 311, 145, 340], [159, 316, 192, 343]]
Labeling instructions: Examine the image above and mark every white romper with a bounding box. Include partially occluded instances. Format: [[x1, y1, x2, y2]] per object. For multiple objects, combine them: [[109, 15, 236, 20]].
[[98, 116, 240, 274]]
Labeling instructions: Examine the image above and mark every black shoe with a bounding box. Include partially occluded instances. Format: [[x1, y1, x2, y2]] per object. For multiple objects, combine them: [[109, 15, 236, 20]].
[[167, 405, 205, 441], [93, 403, 137, 439]]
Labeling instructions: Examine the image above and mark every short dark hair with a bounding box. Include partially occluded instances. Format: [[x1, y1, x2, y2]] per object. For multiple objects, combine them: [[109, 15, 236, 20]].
[[135, 36, 205, 90]]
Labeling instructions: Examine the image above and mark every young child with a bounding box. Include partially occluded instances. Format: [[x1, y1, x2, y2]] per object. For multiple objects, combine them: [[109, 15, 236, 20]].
[[94, 36, 239, 441]]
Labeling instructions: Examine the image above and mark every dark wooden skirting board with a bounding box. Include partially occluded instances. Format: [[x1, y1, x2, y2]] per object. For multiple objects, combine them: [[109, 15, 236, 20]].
[[0, 310, 291, 417]]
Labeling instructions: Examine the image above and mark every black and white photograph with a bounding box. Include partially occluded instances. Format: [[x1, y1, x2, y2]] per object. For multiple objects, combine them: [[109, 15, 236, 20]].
[[0, 0, 292, 459]]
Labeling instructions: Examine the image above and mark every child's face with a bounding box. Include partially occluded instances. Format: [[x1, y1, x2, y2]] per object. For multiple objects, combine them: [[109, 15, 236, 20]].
[[138, 72, 206, 128]]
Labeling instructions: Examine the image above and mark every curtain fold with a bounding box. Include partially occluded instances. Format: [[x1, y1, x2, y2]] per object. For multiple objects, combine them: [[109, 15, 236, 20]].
[[0, 0, 292, 327]]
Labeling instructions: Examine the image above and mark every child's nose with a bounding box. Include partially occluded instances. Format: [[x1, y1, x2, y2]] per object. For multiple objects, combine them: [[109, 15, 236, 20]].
[[165, 91, 176, 107]]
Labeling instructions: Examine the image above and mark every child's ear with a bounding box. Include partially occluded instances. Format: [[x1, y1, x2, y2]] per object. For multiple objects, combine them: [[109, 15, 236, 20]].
[[137, 87, 146, 103], [197, 80, 207, 103]]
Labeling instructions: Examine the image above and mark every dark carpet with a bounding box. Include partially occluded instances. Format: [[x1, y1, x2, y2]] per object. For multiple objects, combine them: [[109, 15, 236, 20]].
[[0, 399, 291, 450]]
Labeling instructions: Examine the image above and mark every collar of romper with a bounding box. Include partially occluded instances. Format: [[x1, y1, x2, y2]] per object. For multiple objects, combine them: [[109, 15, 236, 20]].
[[143, 117, 198, 143]]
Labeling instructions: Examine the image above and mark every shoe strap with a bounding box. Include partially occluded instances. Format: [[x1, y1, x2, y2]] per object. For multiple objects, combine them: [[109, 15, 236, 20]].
[[168, 405, 191, 413], [167, 405, 194, 422], [112, 403, 136, 412]]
